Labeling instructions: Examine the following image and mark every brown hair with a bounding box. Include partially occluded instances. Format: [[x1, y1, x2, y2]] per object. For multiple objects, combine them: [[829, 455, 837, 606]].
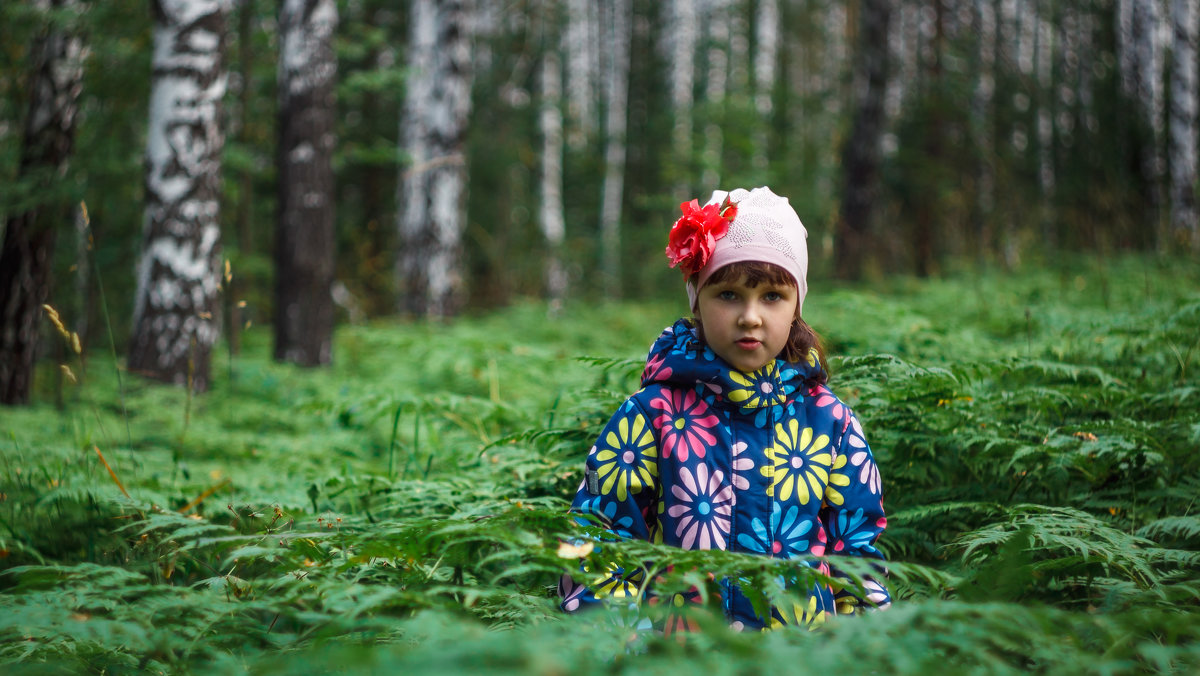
[[695, 261, 829, 382]]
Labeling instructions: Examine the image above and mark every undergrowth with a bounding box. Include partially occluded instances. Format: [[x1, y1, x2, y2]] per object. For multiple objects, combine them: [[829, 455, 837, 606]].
[[2, 257, 1199, 674]]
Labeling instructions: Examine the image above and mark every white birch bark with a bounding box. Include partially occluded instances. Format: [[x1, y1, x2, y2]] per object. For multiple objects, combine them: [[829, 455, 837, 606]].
[[275, 0, 337, 365], [565, 0, 599, 148], [541, 5, 567, 312], [397, 0, 474, 317], [599, 0, 630, 297], [1131, 0, 1167, 228], [886, 1, 919, 120], [822, 1, 848, 117], [729, 0, 750, 96], [1017, 0, 1036, 76], [1057, 5, 1078, 148], [1169, 0, 1199, 248], [1034, 7, 1055, 204], [752, 0, 779, 171], [129, 0, 231, 391], [700, 0, 729, 188], [1118, 0, 1135, 98], [667, 0, 698, 197], [1075, 7, 1098, 136]]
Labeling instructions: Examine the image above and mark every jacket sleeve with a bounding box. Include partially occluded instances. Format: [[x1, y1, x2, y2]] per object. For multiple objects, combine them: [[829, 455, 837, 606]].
[[820, 409, 892, 614], [559, 396, 662, 613]]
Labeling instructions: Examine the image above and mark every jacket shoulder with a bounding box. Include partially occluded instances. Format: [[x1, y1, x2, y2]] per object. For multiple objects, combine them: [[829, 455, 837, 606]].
[[796, 383, 860, 434]]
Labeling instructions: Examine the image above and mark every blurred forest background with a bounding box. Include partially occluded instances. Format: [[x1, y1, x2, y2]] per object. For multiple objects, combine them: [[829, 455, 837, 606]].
[[2, 0, 1199, 402], [3, 2, 1200, 671]]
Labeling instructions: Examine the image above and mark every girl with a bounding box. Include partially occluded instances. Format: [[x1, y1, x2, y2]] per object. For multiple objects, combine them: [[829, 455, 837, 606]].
[[559, 187, 889, 631]]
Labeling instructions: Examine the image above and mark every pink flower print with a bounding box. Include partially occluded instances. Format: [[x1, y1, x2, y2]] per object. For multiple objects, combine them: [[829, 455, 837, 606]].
[[650, 389, 719, 462], [812, 385, 846, 422], [864, 578, 891, 610], [810, 523, 827, 557], [641, 353, 673, 383], [559, 573, 587, 612], [667, 464, 733, 550]]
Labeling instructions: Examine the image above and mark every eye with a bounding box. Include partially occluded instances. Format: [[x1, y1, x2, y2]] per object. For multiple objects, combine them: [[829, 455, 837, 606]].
[[717, 290, 738, 301], [763, 290, 783, 302]]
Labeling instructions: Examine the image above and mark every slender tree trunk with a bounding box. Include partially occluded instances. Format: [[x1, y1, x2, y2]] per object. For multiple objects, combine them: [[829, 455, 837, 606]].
[[1169, 0, 1199, 250], [0, 0, 86, 405], [913, 0, 943, 277], [835, 0, 892, 281], [887, 0, 918, 122], [970, 0, 997, 265], [729, 0, 750, 96], [994, 0, 1019, 267], [1128, 0, 1167, 246], [397, 0, 474, 318], [565, 0, 599, 149], [667, 0, 697, 198], [229, 0, 256, 357], [541, 3, 567, 313], [598, 0, 630, 298], [128, 0, 231, 392], [1034, 4, 1056, 250], [752, 0, 779, 172], [275, 0, 337, 365], [701, 0, 729, 189]]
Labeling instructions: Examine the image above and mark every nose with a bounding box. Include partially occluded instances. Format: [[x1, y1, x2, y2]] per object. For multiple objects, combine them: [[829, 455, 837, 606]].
[[738, 302, 762, 328]]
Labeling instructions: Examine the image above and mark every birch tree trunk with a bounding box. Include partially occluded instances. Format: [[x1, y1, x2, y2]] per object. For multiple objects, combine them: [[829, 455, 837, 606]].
[[667, 0, 697, 198], [887, 1, 919, 122], [1169, 0, 1198, 249], [598, 0, 630, 298], [835, 0, 892, 280], [541, 4, 567, 313], [1034, 4, 1056, 248], [275, 0, 337, 365], [701, 0, 730, 188], [397, 0, 474, 318], [1127, 0, 1167, 242], [752, 0, 779, 172], [565, 0, 599, 149], [129, 0, 229, 392], [0, 0, 86, 405]]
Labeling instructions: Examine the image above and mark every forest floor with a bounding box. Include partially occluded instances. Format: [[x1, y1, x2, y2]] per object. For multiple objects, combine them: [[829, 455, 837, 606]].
[[2, 256, 1199, 674]]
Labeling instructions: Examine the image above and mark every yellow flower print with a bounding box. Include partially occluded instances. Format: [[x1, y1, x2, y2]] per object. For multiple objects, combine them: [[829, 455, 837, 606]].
[[761, 419, 831, 504], [824, 452, 851, 506], [595, 412, 659, 501], [805, 347, 819, 368], [766, 594, 827, 631], [727, 364, 786, 410], [591, 563, 645, 600]]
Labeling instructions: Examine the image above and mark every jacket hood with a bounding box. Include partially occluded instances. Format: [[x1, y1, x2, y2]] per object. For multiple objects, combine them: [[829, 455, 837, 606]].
[[639, 318, 825, 415]]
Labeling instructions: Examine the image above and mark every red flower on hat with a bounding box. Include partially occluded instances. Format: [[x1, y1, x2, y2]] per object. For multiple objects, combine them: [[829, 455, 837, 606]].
[[665, 196, 737, 277]]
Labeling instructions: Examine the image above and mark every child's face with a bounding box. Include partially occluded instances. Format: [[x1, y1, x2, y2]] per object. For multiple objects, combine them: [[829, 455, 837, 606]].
[[695, 272, 798, 373]]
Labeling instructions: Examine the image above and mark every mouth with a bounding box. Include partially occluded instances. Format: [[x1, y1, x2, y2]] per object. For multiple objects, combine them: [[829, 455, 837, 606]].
[[735, 337, 762, 350]]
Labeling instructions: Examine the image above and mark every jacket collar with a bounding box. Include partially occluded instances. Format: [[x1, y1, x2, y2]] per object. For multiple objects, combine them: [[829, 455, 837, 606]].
[[640, 319, 822, 414]]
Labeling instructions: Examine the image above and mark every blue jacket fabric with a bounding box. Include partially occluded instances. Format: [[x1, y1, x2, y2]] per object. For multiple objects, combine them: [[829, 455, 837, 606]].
[[559, 319, 890, 630]]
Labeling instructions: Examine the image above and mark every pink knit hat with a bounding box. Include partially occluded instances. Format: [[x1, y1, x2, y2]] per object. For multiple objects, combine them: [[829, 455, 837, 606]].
[[682, 187, 810, 315]]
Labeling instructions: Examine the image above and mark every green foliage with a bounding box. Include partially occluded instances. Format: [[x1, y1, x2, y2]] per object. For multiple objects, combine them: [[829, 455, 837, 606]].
[[2, 260, 1200, 673]]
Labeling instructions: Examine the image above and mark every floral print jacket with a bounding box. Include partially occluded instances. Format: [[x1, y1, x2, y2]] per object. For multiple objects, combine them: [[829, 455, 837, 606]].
[[559, 319, 890, 630]]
